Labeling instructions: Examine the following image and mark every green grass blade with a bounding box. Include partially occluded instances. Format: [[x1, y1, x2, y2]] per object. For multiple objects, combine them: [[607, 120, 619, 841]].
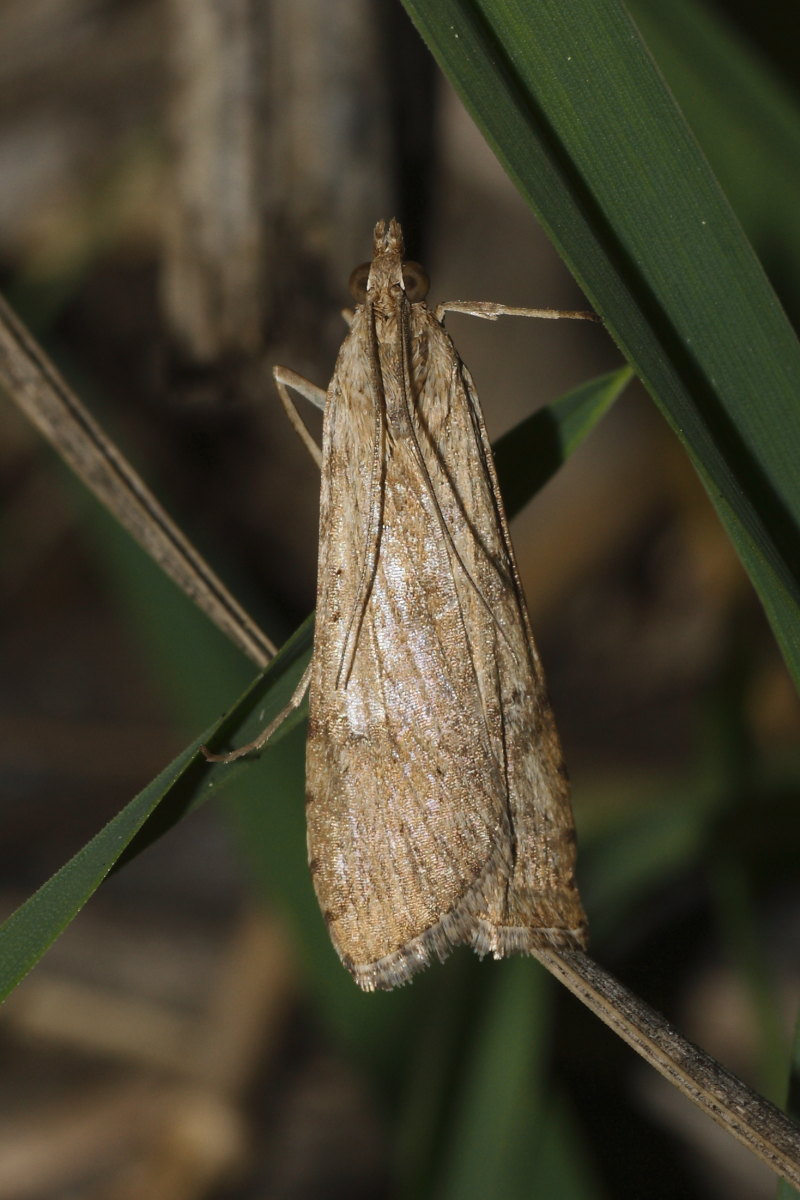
[[0, 619, 311, 1002], [436, 960, 551, 1200], [627, 0, 800, 302], [0, 737, 202, 1001], [493, 365, 632, 520], [401, 0, 800, 687]]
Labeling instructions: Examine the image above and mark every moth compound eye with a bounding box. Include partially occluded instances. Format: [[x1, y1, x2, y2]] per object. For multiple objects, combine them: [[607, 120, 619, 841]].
[[402, 261, 430, 301], [348, 263, 371, 302]]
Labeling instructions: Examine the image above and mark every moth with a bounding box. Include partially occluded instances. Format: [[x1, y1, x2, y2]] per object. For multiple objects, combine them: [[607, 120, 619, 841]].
[[210, 219, 591, 990]]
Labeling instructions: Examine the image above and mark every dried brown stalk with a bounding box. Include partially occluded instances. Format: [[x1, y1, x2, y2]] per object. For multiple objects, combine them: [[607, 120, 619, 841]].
[[0, 292, 274, 667], [537, 949, 800, 1188]]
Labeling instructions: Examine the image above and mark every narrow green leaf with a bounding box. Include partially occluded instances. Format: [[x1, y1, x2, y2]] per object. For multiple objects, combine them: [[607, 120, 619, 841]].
[[0, 619, 312, 1002], [627, 0, 800, 300], [0, 737, 200, 1001], [401, 0, 800, 687], [493, 365, 632, 520], [436, 960, 551, 1200]]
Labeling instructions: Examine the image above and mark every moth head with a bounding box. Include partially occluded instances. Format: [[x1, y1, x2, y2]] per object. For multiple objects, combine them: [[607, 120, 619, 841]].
[[347, 259, 430, 304], [349, 221, 430, 305]]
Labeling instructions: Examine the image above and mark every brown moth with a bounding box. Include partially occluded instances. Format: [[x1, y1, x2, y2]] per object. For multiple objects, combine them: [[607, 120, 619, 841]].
[[210, 219, 589, 990]]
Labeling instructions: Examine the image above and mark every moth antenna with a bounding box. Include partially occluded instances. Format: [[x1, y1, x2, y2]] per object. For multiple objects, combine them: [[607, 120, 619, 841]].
[[335, 306, 387, 689], [395, 302, 518, 661]]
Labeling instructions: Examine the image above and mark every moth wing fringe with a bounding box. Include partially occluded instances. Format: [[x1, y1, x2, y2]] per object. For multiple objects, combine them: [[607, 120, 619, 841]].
[[469, 920, 589, 960], [344, 845, 586, 992]]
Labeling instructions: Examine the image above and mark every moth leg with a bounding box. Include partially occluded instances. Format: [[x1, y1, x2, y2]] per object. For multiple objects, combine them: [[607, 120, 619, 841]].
[[435, 300, 600, 324], [273, 365, 326, 469], [202, 660, 312, 763]]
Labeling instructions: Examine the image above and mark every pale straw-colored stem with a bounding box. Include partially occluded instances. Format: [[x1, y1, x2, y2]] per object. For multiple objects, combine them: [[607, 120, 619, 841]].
[[535, 948, 800, 1188], [0, 293, 274, 667]]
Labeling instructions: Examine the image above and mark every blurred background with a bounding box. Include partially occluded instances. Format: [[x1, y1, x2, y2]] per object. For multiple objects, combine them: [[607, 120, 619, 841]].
[[0, 0, 798, 1197]]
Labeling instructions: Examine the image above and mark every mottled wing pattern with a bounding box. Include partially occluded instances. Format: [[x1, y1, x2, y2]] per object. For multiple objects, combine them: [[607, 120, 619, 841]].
[[414, 315, 586, 951], [307, 308, 515, 989], [307, 242, 585, 991]]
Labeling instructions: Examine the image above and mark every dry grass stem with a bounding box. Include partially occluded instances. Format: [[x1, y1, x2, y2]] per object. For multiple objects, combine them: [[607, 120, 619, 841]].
[[0, 292, 274, 666]]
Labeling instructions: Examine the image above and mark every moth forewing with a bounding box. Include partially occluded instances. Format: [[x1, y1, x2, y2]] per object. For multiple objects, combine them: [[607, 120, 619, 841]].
[[306, 219, 587, 991]]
